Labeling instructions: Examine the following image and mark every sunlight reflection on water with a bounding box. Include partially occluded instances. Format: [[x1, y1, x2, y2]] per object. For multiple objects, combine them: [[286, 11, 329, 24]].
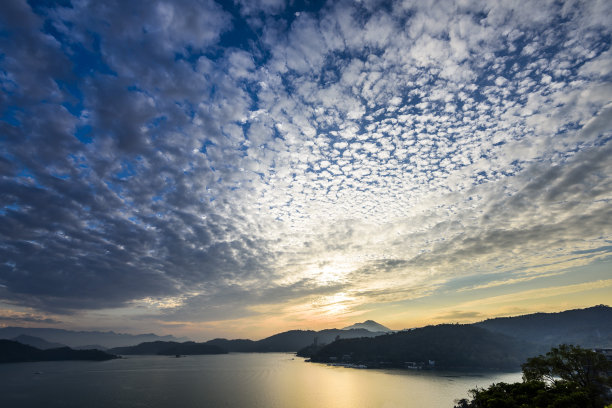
[[0, 353, 521, 408]]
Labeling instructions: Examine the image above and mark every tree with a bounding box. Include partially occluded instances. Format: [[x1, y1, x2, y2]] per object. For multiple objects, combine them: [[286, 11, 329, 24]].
[[454, 345, 612, 408], [522, 344, 612, 407], [454, 380, 590, 408], [522, 344, 611, 387]]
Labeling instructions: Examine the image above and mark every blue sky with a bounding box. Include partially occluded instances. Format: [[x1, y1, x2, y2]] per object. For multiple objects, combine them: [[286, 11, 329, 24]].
[[0, 0, 611, 339]]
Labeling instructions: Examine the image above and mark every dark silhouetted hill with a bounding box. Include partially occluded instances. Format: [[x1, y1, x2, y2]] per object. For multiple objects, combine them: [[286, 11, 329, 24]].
[[474, 305, 612, 348], [0, 340, 117, 363], [342, 320, 392, 332], [11, 334, 66, 350], [0, 327, 188, 348], [112, 329, 381, 355], [72, 344, 108, 351], [157, 342, 227, 355], [110, 341, 181, 355], [205, 338, 258, 352], [110, 341, 227, 355], [206, 328, 385, 352], [307, 324, 538, 370]]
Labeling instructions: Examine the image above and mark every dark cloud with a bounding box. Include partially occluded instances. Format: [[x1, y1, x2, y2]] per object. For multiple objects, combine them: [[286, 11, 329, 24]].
[[0, 0, 72, 109], [0, 0, 611, 329], [0, 313, 62, 325], [0, 165, 276, 311], [0, 0, 268, 314]]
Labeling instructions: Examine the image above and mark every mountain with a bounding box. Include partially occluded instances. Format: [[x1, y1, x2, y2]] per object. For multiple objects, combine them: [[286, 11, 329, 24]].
[[206, 328, 386, 353], [306, 324, 538, 370], [72, 344, 108, 351], [11, 335, 67, 350], [0, 340, 117, 363], [156, 342, 227, 356], [204, 338, 258, 352], [110, 341, 227, 356], [474, 305, 612, 348], [0, 327, 188, 348], [111, 328, 385, 355], [110, 341, 181, 355], [342, 320, 391, 332], [0, 326, 384, 354]]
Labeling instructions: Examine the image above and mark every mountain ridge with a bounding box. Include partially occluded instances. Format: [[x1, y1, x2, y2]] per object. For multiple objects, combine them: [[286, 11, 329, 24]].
[[10, 334, 67, 350], [304, 324, 538, 370], [342, 320, 391, 332], [110, 341, 227, 356], [4, 305, 609, 355], [216, 328, 387, 352], [474, 304, 612, 348], [0, 340, 117, 363], [0, 327, 188, 348], [113, 328, 388, 354]]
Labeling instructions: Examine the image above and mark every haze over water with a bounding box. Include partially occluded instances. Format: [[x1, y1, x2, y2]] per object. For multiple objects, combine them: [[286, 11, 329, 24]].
[[0, 353, 521, 408]]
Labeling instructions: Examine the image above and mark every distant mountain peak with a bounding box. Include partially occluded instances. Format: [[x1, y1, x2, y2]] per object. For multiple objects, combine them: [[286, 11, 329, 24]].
[[0, 327, 189, 348], [11, 334, 66, 350], [342, 320, 391, 332]]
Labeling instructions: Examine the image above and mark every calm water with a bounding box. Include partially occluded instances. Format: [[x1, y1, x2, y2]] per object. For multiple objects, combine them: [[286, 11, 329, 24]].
[[0, 353, 521, 408]]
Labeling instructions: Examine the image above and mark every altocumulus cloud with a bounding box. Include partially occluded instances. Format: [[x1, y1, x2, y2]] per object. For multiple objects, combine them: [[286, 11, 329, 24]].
[[0, 0, 611, 328]]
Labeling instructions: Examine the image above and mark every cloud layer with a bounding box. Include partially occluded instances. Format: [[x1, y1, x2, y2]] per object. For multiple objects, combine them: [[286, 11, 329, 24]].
[[1, 0, 611, 336]]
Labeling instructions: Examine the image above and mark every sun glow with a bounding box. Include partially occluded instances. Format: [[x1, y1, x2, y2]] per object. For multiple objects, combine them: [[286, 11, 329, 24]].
[[305, 258, 360, 286], [312, 292, 357, 316]]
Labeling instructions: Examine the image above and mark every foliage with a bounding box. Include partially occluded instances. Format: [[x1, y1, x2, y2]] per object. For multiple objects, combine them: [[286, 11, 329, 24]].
[[309, 324, 537, 369], [455, 345, 612, 408], [475, 305, 612, 348], [296, 343, 325, 358], [522, 344, 611, 388], [454, 380, 590, 408]]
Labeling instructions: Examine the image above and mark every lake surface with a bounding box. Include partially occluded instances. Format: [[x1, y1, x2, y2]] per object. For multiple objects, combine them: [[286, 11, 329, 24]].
[[0, 353, 521, 408]]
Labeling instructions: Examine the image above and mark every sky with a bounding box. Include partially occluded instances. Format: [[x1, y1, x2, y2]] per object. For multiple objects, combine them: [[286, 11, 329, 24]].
[[0, 0, 611, 341]]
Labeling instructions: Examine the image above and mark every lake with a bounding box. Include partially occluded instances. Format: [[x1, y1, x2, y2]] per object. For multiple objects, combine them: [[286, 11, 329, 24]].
[[0, 353, 521, 408]]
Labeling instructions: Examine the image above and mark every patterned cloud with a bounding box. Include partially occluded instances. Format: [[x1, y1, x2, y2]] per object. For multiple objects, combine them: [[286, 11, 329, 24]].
[[0, 0, 611, 337]]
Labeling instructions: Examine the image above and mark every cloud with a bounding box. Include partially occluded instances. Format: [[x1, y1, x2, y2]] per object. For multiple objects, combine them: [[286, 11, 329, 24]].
[[457, 279, 612, 309], [0, 310, 62, 325], [235, 0, 287, 16], [0, 0, 611, 334], [434, 310, 484, 321]]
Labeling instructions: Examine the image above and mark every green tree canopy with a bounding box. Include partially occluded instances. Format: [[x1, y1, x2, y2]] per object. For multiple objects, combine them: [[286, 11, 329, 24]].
[[455, 345, 612, 408], [522, 344, 611, 389]]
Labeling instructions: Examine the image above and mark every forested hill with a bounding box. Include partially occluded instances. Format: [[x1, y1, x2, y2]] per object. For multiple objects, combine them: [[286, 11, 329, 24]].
[[305, 324, 538, 370], [474, 305, 612, 348], [206, 328, 384, 352], [0, 327, 187, 348], [0, 340, 117, 363], [110, 341, 227, 355], [111, 329, 395, 355]]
